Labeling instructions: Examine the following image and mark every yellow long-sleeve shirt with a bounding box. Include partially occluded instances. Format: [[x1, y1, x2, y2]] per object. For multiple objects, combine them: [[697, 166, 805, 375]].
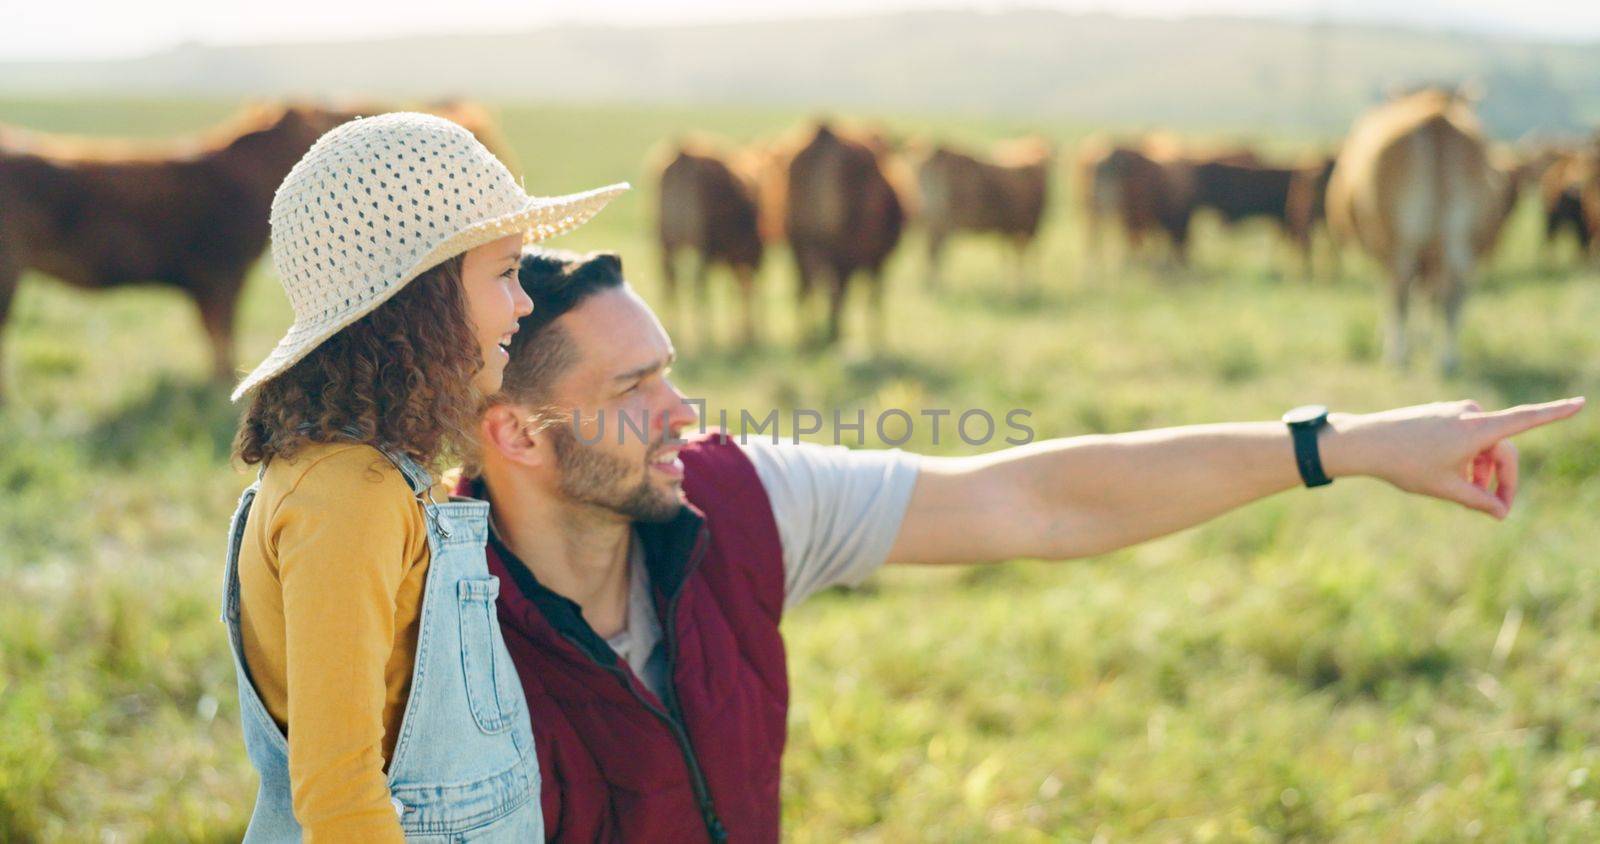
[[237, 442, 445, 842]]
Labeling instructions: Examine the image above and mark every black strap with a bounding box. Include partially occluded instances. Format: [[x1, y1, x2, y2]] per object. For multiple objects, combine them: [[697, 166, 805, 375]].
[[1290, 422, 1332, 487]]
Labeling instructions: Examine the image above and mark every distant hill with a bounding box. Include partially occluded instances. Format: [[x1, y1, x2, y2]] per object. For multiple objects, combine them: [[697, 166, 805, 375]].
[[1, 10, 1594, 139]]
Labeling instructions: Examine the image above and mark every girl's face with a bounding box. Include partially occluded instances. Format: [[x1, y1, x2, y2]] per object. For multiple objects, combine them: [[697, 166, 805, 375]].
[[460, 234, 535, 394]]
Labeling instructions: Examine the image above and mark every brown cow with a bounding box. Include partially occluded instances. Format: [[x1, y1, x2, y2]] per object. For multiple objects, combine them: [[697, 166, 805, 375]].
[[1284, 155, 1341, 278], [0, 103, 359, 400], [1078, 135, 1262, 270], [1577, 153, 1600, 264], [0, 101, 520, 401], [655, 140, 765, 346], [1191, 159, 1296, 263], [1192, 161, 1295, 223], [1083, 142, 1196, 266], [747, 121, 910, 249], [784, 122, 906, 346], [1540, 149, 1597, 262], [1073, 133, 1118, 275], [916, 137, 1052, 289], [1189, 154, 1341, 278], [1326, 88, 1509, 374]]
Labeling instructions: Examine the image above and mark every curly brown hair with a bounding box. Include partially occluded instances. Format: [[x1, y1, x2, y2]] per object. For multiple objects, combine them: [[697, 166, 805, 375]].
[[233, 254, 482, 469]]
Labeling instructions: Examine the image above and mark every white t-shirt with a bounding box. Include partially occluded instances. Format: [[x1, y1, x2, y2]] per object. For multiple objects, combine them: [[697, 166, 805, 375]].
[[605, 439, 921, 700]]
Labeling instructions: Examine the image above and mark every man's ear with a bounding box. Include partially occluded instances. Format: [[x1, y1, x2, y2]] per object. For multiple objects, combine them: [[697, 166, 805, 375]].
[[479, 404, 548, 468]]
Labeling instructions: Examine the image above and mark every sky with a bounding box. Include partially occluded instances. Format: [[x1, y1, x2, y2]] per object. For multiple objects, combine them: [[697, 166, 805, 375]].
[[2, 0, 1596, 61]]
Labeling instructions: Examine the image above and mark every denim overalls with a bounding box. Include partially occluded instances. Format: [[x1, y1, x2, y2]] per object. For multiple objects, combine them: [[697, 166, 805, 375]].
[[220, 445, 542, 841]]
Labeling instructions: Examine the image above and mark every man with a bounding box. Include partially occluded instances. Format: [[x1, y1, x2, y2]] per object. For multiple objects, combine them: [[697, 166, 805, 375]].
[[464, 249, 1582, 842]]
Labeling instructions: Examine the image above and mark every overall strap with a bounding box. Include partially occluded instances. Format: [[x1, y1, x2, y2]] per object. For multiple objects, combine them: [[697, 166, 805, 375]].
[[220, 478, 263, 625], [369, 443, 455, 540], [376, 445, 437, 499]]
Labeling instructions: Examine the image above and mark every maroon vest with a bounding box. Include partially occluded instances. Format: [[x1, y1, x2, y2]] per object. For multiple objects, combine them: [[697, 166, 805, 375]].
[[467, 432, 788, 842]]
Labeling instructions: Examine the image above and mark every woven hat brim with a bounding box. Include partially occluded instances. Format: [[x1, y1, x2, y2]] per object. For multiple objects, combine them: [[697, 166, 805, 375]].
[[230, 182, 630, 402]]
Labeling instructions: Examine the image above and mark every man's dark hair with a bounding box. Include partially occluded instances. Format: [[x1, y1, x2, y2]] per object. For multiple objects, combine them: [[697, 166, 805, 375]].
[[498, 248, 627, 406]]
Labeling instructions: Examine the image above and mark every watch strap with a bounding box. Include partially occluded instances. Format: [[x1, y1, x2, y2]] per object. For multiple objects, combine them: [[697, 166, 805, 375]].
[[1289, 419, 1332, 488]]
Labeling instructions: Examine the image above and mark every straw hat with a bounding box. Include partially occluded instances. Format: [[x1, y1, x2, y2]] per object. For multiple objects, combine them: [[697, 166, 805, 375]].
[[231, 111, 629, 401]]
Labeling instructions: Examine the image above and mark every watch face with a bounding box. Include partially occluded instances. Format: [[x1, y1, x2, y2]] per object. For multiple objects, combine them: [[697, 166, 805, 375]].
[[1283, 404, 1329, 425]]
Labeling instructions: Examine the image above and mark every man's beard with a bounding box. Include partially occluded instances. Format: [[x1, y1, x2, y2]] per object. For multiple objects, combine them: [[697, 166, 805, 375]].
[[549, 423, 683, 523]]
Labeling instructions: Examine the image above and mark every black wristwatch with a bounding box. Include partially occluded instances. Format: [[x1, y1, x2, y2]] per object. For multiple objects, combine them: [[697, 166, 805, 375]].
[[1282, 404, 1333, 488]]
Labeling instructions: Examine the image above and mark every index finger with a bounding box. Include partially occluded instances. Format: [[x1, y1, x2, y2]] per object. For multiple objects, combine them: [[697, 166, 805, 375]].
[[1472, 397, 1587, 441]]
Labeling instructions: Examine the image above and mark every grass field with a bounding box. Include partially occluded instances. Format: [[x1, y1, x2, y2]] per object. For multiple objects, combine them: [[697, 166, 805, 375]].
[[2, 98, 1598, 842]]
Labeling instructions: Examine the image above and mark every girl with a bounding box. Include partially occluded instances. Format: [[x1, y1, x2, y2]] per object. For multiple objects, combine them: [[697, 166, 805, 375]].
[[220, 112, 626, 841]]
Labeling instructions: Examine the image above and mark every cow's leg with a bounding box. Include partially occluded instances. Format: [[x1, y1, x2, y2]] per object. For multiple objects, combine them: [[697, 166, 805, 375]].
[[793, 246, 820, 346], [1159, 231, 1182, 275], [1436, 273, 1466, 377], [191, 271, 245, 385], [1009, 236, 1027, 290], [867, 269, 887, 350], [1175, 214, 1194, 269], [1296, 229, 1314, 281], [1124, 226, 1145, 267], [1541, 210, 1562, 270], [1383, 252, 1418, 369], [1081, 209, 1101, 281], [824, 264, 850, 346], [734, 263, 758, 348], [0, 256, 19, 404], [660, 246, 682, 335], [1435, 239, 1476, 376], [1323, 227, 1344, 284], [925, 230, 947, 291], [691, 254, 713, 349], [1163, 215, 1192, 274], [1021, 235, 1039, 288]]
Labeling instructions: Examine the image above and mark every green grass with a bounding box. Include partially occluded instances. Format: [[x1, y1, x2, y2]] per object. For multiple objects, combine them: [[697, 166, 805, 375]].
[[2, 97, 1599, 842]]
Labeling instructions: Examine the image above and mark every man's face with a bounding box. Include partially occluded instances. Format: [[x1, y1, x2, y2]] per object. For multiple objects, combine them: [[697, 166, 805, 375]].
[[537, 287, 699, 523]]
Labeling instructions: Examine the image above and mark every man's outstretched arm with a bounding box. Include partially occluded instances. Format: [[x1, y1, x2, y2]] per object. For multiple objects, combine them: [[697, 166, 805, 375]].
[[884, 398, 1585, 567]]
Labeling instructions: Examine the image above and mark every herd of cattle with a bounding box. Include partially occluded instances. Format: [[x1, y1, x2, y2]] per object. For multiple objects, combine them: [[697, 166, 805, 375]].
[[657, 87, 1600, 372], [1, 89, 1598, 403], [658, 124, 1048, 347]]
